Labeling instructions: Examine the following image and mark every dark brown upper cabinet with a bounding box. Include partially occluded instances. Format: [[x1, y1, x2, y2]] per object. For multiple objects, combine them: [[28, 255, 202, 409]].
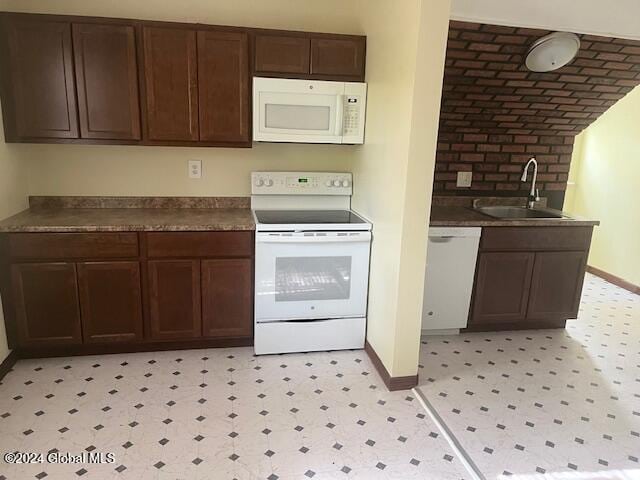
[[254, 32, 366, 81], [73, 23, 141, 140], [0, 12, 365, 146], [0, 15, 78, 140], [254, 34, 310, 75], [142, 25, 199, 142], [197, 30, 249, 143], [311, 37, 366, 78]]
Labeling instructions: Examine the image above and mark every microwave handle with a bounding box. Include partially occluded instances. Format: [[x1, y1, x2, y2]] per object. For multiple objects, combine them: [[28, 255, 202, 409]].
[[334, 95, 345, 136]]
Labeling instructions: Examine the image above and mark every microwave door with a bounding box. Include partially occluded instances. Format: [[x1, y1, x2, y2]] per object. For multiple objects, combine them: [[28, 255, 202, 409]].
[[254, 91, 344, 143]]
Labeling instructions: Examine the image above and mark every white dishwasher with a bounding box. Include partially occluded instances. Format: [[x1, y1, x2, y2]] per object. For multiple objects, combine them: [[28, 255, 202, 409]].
[[422, 227, 481, 333]]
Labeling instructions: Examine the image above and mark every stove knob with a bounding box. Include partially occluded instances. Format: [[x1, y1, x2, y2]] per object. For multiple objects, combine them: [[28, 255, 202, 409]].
[[341, 180, 350, 187], [332, 180, 341, 187], [254, 178, 264, 187], [325, 180, 333, 187], [265, 179, 274, 187]]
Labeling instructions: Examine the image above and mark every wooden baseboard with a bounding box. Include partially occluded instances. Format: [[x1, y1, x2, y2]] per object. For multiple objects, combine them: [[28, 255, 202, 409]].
[[0, 350, 18, 382], [364, 340, 418, 391], [587, 265, 640, 295]]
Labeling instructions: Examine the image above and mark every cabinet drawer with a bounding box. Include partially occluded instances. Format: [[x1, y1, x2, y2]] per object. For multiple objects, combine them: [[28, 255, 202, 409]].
[[480, 226, 593, 251], [7, 233, 139, 260], [146, 232, 253, 258]]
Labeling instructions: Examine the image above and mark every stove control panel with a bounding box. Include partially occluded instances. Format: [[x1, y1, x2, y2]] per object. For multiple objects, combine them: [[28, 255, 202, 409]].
[[252, 172, 353, 195]]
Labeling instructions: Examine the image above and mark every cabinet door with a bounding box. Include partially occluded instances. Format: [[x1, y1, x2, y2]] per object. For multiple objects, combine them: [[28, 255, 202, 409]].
[[254, 34, 310, 75], [73, 23, 141, 140], [142, 26, 198, 141], [77, 262, 143, 343], [470, 252, 535, 325], [11, 263, 82, 346], [310, 37, 365, 78], [2, 17, 78, 139], [148, 260, 201, 340], [197, 30, 249, 143], [202, 259, 252, 338], [527, 251, 587, 319]]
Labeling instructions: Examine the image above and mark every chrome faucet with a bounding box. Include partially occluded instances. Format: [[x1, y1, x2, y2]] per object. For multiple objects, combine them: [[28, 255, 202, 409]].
[[521, 157, 540, 209]]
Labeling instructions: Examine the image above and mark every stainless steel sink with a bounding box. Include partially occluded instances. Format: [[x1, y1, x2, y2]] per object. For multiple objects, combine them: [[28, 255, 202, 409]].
[[474, 206, 568, 220]]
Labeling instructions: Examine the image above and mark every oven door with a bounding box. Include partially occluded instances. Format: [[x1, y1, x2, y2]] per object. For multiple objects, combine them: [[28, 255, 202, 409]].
[[255, 231, 371, 322], [253, 77, 344, 143]]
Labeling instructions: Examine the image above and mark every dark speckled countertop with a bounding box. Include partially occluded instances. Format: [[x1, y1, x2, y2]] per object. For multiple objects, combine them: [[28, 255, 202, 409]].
[[429, 196, 599, 227], [0, 196, 255, 232]]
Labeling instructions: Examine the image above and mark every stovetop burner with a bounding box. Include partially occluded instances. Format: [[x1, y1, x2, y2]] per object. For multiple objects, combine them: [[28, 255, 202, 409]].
[[254, 209, 367, 225]]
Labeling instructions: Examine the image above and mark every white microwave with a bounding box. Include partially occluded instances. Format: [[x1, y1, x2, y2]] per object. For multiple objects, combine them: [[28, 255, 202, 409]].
[[252, 77, 367, 144]]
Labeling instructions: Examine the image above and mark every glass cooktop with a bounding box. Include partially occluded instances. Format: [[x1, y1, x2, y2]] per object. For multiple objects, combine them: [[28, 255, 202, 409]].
[[254, 210, 367, 225]]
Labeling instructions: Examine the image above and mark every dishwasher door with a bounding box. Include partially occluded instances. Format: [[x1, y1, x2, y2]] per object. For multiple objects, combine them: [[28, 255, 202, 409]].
[[422, 227, 481, 332]]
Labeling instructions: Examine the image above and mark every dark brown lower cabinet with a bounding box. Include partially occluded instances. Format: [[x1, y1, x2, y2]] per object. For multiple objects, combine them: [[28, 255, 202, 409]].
[[467, 226, 593, 331], [202, 258, 252, 338], [77, 261, 143, 343], [1, 231, 254, 357], [148, 260, 201, 340], [527, 251, 587, 319], [11, 263, 82, 346], [470, 252, 534, 326]]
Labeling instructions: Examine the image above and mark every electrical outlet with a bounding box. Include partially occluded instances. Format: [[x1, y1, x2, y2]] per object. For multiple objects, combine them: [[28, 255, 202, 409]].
[[456, 171, 472, 188], [188, 160, 202, 179]]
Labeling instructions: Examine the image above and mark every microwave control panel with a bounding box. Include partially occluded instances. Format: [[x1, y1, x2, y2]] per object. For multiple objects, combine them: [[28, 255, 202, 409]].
[[342, 83, 367, 144], [343, 96, 361, 136], [252, 171, 352, 195]]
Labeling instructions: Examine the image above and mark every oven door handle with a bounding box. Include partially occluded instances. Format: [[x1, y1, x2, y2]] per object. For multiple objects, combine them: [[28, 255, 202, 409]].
[[257, 233, 371, 244]]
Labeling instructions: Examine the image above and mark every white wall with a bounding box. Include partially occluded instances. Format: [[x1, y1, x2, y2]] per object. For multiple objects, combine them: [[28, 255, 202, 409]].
[[451, 0, 640, 39]]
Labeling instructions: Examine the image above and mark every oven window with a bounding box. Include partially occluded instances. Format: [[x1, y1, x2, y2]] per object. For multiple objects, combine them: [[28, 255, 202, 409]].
[[275, 256, 351, 302], [265, 104, 331, 131]]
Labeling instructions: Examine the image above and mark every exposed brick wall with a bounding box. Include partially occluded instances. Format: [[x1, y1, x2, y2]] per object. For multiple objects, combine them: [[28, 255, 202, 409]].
[[435, 21, 640, 201]]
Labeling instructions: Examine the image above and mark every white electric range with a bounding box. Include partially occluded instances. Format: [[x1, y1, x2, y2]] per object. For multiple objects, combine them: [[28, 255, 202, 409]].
[[251, 171, 372, 355]]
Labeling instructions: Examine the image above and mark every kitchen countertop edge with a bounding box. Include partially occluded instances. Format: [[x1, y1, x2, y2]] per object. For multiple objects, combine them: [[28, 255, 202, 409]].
[[429, 206, 600, 228], [0, 207, 256, 233]]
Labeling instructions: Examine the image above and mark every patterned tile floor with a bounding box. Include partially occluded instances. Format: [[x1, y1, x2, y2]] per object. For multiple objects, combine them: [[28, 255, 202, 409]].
[[0, 347, 467, 480], [418, 273, 640, 479]]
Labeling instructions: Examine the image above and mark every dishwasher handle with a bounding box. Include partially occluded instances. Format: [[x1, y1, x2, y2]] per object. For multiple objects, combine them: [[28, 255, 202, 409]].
[[429, 236, 455, 243]]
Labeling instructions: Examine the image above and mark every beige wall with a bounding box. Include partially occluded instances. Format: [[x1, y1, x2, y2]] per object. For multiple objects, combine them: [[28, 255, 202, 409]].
[[24, 144, 355, 197], [0, 111, 29, 361], [564, 86, 640, 286], [351, 0, 451, 377], [1, 0, 364, 197]]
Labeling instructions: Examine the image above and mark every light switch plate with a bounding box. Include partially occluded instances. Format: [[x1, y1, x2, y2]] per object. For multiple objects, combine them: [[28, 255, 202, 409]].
[[457, 171, 472, 188], [188, 160, 202, 179]]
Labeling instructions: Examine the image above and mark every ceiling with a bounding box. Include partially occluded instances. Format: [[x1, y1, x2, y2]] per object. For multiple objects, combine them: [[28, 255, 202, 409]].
[[450, 0, 640, 40], [439, 21, 640, 137]]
